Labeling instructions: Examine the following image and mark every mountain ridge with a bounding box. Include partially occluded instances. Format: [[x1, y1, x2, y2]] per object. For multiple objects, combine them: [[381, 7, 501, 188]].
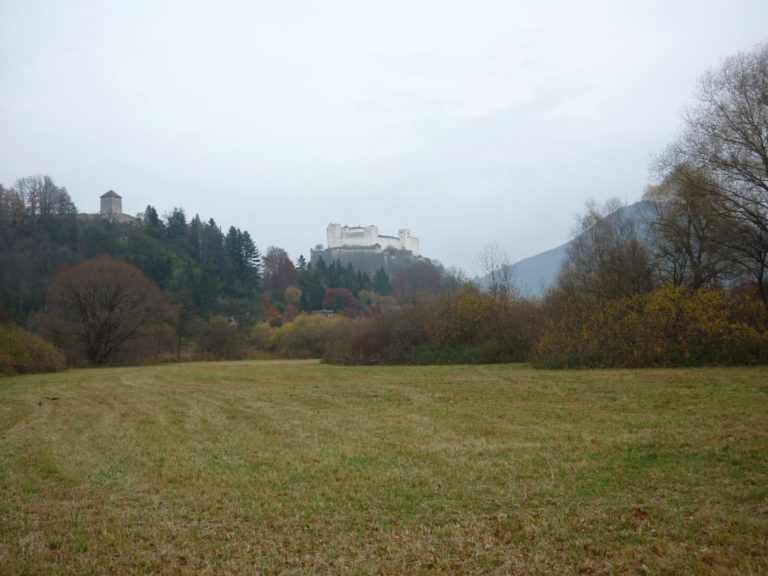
[[479, 201, 655, 296]]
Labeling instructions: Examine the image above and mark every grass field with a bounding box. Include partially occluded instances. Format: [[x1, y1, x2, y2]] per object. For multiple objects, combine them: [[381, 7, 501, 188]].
[[0, 361, 766, 575]]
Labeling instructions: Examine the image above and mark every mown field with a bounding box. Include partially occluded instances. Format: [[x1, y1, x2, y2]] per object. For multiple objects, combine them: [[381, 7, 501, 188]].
[[0, 361, 766, 575]]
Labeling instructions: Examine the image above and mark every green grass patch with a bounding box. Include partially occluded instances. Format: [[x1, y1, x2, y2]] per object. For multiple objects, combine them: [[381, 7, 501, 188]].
[[0, 361, 766, 574]]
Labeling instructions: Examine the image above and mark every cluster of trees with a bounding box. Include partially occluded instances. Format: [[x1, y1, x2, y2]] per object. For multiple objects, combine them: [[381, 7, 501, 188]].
[[529, 44, 768, 367], [0, 180, 262, 325], [1, 43, 765, 371], [0, 176, 79, 317], [0, 175, 457, 366], [536, 285, 767, 368], [0, 179, 281, 364], [323, 286, 541, 365], [648, 44, 768, 299], [316, 43, 768, 368], [298, 258, 390, 312]]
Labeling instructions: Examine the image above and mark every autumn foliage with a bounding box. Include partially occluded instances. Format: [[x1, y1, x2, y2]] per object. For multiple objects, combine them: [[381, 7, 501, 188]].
[[535, 285, 768, 368], [250, 314, 348, 358], [44, 256, 178, 365], [323, 286, 542, 364], [314, 281, 768, 368], [0, 324, 66, 376]]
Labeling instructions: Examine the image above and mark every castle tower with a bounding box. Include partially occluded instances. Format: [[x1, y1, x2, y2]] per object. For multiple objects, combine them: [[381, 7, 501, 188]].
[[327, 223, 342, 248], [398, 229, 420, 255], [100, 190, 122, 217]]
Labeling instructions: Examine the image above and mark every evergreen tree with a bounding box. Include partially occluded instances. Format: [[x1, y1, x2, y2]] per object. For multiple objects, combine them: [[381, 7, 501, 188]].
[[187, 214, 203, 261], [373, 267, 390, 294], [240, 231, 261, 290], [201, 219, 226, 275], [142, 205, 164, 237], [299, 266, 325, 310], [166, 207, 187, 239], [224, 227, 261, 296]]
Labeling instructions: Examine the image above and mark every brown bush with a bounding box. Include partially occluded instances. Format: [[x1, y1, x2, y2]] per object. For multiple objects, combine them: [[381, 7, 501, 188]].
[[193, 315, 244, 360], [0, 325, 66, 376], [324, 287, 543, 365], [534, 285, 768, 368], [44, 256, 178, 365]]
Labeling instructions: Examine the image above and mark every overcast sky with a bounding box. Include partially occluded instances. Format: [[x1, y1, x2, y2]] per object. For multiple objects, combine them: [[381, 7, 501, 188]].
[[1, 1, 766, 273]]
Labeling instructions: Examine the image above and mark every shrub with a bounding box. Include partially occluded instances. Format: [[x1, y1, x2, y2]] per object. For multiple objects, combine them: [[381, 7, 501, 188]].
[[323, 287, 543, 365], [534, 285, 768, 368], [0, 325, 66, 376], [195, 316, 244, 360], [249, 314, 348, 358]]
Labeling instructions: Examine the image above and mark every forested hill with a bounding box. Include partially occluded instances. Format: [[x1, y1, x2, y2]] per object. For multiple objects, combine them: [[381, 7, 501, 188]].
[[0, 175, 431, 332], [0, 176, 266, 323]]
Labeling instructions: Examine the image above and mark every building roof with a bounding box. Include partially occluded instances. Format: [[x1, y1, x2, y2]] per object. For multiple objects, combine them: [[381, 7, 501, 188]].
[[101, 190, 121, 199]]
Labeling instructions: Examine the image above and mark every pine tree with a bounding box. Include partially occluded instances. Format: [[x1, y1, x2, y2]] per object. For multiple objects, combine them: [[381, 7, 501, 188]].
[[373, 267, 390, 294]]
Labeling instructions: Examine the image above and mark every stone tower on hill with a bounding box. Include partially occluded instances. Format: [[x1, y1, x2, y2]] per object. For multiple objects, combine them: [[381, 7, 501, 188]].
[[96, 190, 134, 222], [100, 190, 122, 216]]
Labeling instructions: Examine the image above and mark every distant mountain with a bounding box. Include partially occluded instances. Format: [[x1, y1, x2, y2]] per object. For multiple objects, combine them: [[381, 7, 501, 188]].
[[480, 201, 655, 297], [510, 241, 570, 296]]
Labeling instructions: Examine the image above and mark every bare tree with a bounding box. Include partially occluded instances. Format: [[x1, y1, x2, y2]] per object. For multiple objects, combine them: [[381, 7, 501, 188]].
[[13, 175, 76, 218], [45, 256, 177, 364], [478, 242, 517, 300], [556, 199, 654, 300], [443, 266, 469, 291], [644, 164, 732, 289], [659, 43, 768, 300], [391, 261, 444, 304], [261, 246, 299, 295]]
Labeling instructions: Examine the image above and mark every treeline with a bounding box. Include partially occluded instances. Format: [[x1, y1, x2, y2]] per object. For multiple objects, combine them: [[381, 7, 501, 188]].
[[0, 176, 463, 370], [297, 285, 766, 367], [2, 43, 766, 373], [322, 287, 542, 365], [0, 176, 262, 324], [297, 43, 768, 368], [532, 44, 768, 367]]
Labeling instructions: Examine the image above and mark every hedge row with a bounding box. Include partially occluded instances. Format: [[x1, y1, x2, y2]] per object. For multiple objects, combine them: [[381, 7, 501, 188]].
[[534, 285, 768, 367]]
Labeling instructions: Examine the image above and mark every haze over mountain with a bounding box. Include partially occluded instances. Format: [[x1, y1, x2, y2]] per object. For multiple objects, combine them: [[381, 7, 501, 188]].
[[482, 201, 655, 295]]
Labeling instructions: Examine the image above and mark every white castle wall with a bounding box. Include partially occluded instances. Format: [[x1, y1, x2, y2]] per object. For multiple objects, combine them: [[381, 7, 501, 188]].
[[327, 223, 420, 256], [398, 229, 419, 255]]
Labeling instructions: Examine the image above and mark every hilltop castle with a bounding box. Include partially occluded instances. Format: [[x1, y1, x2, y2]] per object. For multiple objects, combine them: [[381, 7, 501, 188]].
[[311, 223, 425, 274], [326, 223, 420, 256]]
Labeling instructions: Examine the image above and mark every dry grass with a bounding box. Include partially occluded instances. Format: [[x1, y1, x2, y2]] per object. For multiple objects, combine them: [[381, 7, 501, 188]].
[[1, 361, 766, 574]]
